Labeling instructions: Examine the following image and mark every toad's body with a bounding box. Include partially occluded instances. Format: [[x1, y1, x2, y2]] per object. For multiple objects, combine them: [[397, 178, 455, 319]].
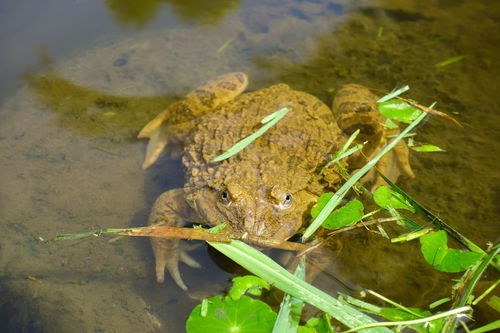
[[139, 73, 413, 290]]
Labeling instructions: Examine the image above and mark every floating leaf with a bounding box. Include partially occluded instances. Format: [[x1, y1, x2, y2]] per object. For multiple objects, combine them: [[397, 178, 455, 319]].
[[229, 275, 270, 300], [420, 231, 483, 273], [378, 99, 422, 124], [373, 186, 415, 213], [411, 144, 445, 152], [311, 195, 364, 230], [186, 295, 277, 333]]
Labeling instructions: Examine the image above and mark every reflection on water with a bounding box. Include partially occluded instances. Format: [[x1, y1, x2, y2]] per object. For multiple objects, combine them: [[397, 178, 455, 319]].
[[0, 0, 499, 331], [105, 0, 240, 26]]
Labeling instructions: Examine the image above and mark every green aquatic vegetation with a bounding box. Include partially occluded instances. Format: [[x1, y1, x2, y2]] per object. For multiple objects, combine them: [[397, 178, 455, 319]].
[[310, 195, 364, 230], [302, 110, 427, 240], [217, 38, 233, 53], [229, 276, 270, 300], [209, 240, 391, 332], [435, 56, 465, 68], [410, 144, 445, 152], [212, 107, 290, 162], [186, 275, 275, 332], [186, 295, 277, 333], [373, 186, 415, 213], [420, 231, 484, 273], [272, 258, 306, 333], [378, 99, 422, 124]]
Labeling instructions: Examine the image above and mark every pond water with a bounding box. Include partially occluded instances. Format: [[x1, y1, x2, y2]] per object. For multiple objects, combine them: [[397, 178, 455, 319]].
[[1, 0, 499, 332]]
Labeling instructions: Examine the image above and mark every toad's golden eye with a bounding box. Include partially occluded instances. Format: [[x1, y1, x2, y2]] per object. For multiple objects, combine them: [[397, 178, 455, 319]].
[[220, 190, 231, 206], [279, 193, 292, 209]]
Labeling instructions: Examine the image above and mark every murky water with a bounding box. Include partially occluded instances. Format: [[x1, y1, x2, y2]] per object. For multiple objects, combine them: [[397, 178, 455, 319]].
[[1, 0, 499, 332]]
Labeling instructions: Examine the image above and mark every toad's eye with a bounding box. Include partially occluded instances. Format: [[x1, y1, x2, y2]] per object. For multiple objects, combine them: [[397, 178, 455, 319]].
[[220, 191, 231, 206], [279, 193, 292, 209]]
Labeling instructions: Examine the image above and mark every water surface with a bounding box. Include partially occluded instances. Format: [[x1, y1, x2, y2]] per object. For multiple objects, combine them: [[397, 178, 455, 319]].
[[1, 0, 499, 331]]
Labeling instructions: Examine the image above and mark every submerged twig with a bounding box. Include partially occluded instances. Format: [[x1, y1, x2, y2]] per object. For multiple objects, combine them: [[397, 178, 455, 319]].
[[41, 224, 310, 252]]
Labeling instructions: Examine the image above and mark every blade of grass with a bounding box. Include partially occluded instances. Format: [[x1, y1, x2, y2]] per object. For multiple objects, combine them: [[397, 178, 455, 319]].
[[377, 85, 410, 103], [272, 257, 306, 333], [344, 306, 471, 333], [210, 240, 392, 332], [212, 107, 290, 162], [435, 56, 465, 68], [302, 110, 428, 240], [442, 244, 499, 333]]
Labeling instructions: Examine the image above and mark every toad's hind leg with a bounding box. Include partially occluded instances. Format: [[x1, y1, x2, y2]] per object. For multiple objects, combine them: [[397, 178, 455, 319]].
[[148, 188, 202, 290], [332, 84, 414, 188]]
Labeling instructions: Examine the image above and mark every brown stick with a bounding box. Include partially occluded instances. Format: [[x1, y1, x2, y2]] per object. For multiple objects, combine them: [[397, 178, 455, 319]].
[[121, 225, 310, 252]]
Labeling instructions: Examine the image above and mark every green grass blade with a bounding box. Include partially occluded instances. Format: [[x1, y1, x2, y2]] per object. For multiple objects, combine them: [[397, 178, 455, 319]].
[[435, 56, 465, 68], [209, 240, 392, 332], [302, 111, 428, 240], [442, 244, 499, 333], [377, 85, 410, 103], [212, 107, 290, 162], [272, 257, 306, 333]]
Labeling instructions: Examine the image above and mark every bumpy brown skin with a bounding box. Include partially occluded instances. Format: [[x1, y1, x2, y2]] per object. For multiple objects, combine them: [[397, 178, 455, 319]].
[[143, 75, 413, 290]]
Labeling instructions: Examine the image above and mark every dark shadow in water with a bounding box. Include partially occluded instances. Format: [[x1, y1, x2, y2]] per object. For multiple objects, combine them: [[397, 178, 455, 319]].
[[105, 0, 240, 27], [24, 70, 177, 142]]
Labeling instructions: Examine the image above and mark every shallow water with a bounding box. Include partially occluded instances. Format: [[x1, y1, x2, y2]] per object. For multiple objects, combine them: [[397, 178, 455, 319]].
[[1, 0, 499, 332]]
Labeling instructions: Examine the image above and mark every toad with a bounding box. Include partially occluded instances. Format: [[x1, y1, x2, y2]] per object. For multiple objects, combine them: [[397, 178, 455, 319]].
[[138, 73, 413, 290]]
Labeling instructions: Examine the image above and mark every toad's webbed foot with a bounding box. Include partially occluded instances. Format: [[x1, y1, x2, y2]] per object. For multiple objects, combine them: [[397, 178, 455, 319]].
[[148, 188, 202, 290]]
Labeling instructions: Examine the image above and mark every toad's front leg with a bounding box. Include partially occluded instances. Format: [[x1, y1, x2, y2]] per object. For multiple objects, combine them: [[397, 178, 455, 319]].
[[148, 188, 202, 290]]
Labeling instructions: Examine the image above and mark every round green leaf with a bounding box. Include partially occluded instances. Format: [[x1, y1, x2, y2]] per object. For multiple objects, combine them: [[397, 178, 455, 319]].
[[378, 99, 422, 124], [419, 231, 483, 273], [311, 195, 364, 230], [229, 275, 270, 300], [373, 186, 415, 213], [186, 295, 277, 333]]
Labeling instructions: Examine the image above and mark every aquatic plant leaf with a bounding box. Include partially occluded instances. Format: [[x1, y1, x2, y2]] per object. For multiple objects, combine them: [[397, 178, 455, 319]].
[[411, 144, 445, 152], [311, 195, 364, 230], [186, 295, 277, 333], [420, 231, 483, 273], [378, 99, 422, 124], [373, 186, 415, 212], [229, 275, 270, 300]]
